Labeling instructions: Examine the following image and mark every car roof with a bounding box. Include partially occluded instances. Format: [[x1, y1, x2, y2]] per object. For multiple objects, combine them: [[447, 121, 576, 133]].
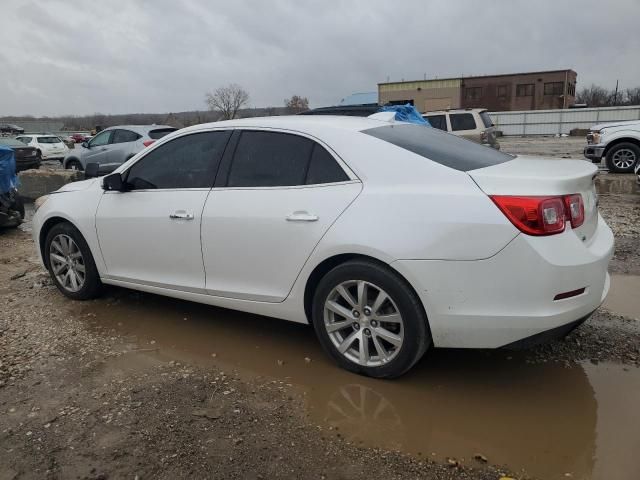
[[424, 108, 487, 115], [179, 115, 393, 136]]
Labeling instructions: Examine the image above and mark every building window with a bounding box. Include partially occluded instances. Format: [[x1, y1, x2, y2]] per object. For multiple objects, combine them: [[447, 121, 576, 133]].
[[465, 87, 483, 100], [497, 85, 508, 98], [567, 83, 576, 96], [544, 82, 564, 95], [516, 84, 534, 97], [387, 99, 414, 106]]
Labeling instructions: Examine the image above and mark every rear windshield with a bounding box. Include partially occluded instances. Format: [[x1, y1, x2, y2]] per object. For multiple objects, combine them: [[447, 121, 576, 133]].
[[37, 136, 62, 144], [363, 124, 513, 171], [479, 111, 494, 128], [0, 138, 29, 148], [149, 128, 177, 140]]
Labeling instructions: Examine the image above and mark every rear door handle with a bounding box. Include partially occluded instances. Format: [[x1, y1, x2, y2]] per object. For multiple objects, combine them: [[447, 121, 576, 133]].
[[169, 210, 194, 220], [286, 211, 319, 222]]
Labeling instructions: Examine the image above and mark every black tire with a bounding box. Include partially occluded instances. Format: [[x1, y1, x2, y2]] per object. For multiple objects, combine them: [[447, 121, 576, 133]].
[[44, 222, 102, 300], [13, 196, 25, 219], [66, 159, 83, 171], [35, 151, 42, 162], [311, 260, 431, 378], [605, 142, 640, 173]]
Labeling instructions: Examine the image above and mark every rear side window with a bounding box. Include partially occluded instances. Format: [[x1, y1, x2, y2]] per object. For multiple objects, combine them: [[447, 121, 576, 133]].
[[363, 124, 513, 172], [449, 113, 476, 131], [227, 131, 313, 187], [149, 128, 178, 140], [424, 115, 447, 131], [126, 131, 231, 189], [479, 111, 494, 128], [112, 129, 141, 144], [37, 136, 62, 144], [306, 144, 349, 184]]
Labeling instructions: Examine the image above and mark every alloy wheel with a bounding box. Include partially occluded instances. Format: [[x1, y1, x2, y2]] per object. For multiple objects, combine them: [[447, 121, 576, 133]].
[[323, 280, 404, 367], [612, 148, 637, 169], [49, 234, 86, 292]]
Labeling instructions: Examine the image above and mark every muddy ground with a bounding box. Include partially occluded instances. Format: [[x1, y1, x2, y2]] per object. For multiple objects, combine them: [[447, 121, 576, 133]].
[[2, 139, 640, 479]]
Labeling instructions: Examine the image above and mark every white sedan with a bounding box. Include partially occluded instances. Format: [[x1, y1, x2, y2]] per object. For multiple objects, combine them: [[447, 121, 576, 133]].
[[16, 134, 69, 161], [32, 115, 613, 378]]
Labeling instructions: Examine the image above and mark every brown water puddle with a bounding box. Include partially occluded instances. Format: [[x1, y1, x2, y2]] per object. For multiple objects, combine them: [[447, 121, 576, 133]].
[[603, 274, 640, 319], [82, 290, 640, 480]]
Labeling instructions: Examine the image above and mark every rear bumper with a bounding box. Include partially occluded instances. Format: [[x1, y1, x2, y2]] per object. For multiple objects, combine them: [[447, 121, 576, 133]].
[[393, 214, 613, 348], [584, 145, 605, 162]]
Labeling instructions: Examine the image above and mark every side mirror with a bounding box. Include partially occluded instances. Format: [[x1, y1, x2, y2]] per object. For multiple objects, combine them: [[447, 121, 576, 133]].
[[85, 162, 100, 178], [102, 172, 125, 192], [82, 141, 89, 148]]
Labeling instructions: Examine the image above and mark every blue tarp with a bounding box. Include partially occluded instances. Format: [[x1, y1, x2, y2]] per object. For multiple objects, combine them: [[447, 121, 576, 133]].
[[0, 145, 18, 195], [380, 104, 430, 126]]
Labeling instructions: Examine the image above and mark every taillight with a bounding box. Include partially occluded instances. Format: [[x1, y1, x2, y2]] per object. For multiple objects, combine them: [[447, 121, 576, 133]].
[[564, 193, 584, 228], [491, 196, 566, 236], [143, 140, 155, 147]]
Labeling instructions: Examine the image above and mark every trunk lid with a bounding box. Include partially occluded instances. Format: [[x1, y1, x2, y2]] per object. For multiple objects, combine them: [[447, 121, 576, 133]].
[[468, 155, 599, 241]]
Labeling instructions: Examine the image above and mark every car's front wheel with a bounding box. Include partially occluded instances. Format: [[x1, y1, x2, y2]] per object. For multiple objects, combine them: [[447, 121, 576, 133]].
[[65, 159, 83, 171], [44, 222, 102, 300], [312, 260, 431, 378], [606, 142, 640, 173]]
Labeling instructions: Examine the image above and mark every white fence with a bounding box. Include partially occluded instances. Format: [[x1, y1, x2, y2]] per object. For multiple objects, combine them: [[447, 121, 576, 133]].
[[489, 105, 640, 136]]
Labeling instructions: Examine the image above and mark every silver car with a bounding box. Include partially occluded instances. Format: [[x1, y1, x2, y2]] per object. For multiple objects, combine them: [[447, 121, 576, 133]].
[[63, 125, 177, 172]]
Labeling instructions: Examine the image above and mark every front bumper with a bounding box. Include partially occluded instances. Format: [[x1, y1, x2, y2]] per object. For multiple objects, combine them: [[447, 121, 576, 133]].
[[584, 145, 605, 162], [393, 214, 614, 349]]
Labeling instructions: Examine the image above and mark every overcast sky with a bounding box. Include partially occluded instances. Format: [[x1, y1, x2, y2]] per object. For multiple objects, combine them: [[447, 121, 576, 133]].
[[1, 0, 639, 116]]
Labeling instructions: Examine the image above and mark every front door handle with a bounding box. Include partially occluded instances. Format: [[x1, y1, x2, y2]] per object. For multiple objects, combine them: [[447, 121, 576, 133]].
[[169, 210, 194, 220], [286, 211, 319, 222]]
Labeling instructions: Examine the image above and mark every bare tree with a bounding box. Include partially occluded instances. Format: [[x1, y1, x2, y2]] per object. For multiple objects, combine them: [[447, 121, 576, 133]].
[[205, 84, 250, 120], [575, 84, 613, 107], [284, 95, 309, 114], [625, 87, 640, 106]]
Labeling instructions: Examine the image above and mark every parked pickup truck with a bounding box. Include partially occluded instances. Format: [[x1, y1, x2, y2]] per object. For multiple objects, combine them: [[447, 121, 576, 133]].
[[584, 120, 640, 173]]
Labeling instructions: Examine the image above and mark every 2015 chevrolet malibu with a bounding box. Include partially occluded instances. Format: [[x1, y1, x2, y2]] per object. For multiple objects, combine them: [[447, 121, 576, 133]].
[[32, 116, 613, 378]]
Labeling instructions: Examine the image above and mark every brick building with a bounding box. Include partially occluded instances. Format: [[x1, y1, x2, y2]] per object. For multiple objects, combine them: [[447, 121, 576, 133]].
[[378, 69, 577, 113]]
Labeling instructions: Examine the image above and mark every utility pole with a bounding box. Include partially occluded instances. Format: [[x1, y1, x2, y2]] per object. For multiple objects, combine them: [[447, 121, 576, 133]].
[[614, 79, 619, 105]]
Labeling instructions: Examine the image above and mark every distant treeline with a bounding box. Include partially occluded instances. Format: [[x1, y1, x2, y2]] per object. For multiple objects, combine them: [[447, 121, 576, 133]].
[[0, 106, 290, 131]]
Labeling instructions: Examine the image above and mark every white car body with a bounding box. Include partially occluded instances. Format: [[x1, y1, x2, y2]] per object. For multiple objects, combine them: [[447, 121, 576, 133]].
[[15, 134, 69, 160], [584, 119, 640, 171], [32, 116, 613, 352]]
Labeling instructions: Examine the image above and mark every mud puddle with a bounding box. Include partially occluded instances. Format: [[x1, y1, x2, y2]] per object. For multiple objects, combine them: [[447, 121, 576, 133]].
[[82, 289, 640, 480], [603, 274, 640, 319]]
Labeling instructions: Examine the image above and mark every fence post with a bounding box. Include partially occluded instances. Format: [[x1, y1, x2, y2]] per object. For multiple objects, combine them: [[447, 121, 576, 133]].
[[523, 112, 527, 136], [558, 109, 564, 135]]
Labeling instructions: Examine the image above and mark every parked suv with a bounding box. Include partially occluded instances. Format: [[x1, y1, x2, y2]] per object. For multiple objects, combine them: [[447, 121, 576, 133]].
[[62, 125, 177, 173], [422, 109, 500, 149], [584, 120, 640, 173], [16, 134, 69, 161]]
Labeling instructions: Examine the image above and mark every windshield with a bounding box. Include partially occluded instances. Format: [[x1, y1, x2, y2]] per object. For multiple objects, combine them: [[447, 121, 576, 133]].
[[37, 136, 63, 144], [363, 123, 513, 172]]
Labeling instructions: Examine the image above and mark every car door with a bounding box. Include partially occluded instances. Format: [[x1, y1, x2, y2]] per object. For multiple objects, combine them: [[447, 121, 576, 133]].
[[82, 130, 114, 167], [107, 129, 142, 169], [201, 129, 362, 302], [95, 130, 232, 292]]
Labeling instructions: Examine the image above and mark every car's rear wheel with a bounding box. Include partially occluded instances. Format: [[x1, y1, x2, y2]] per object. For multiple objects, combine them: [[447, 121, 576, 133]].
[[66, 159, 83, 171], [312, 260, 430, 378], [44, 222, 101, 300], [606, 142, 639, 173]]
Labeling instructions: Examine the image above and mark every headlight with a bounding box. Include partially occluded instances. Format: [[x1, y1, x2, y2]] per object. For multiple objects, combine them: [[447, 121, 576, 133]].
[[34, 195, 50, 212]]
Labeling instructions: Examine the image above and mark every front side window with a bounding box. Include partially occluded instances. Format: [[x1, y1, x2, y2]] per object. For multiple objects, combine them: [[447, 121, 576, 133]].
[[17, 136, 32, 144], [449, 113, 476, 131], [363, 123, 513, 172], [424, 114, 447, 131], [89, 130, 113, 147], [112, 129, 141, 144], [126, 131, 231, 190], [479, 111, 494, 128]]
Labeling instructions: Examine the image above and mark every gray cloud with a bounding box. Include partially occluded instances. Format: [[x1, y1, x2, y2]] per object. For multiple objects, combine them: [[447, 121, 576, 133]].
[[1, 0, 638, 116]]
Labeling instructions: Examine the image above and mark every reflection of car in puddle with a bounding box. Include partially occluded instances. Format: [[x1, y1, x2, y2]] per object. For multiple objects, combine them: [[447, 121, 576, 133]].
[[82, 291, 614, 479], [324, 384, 404, 449]]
